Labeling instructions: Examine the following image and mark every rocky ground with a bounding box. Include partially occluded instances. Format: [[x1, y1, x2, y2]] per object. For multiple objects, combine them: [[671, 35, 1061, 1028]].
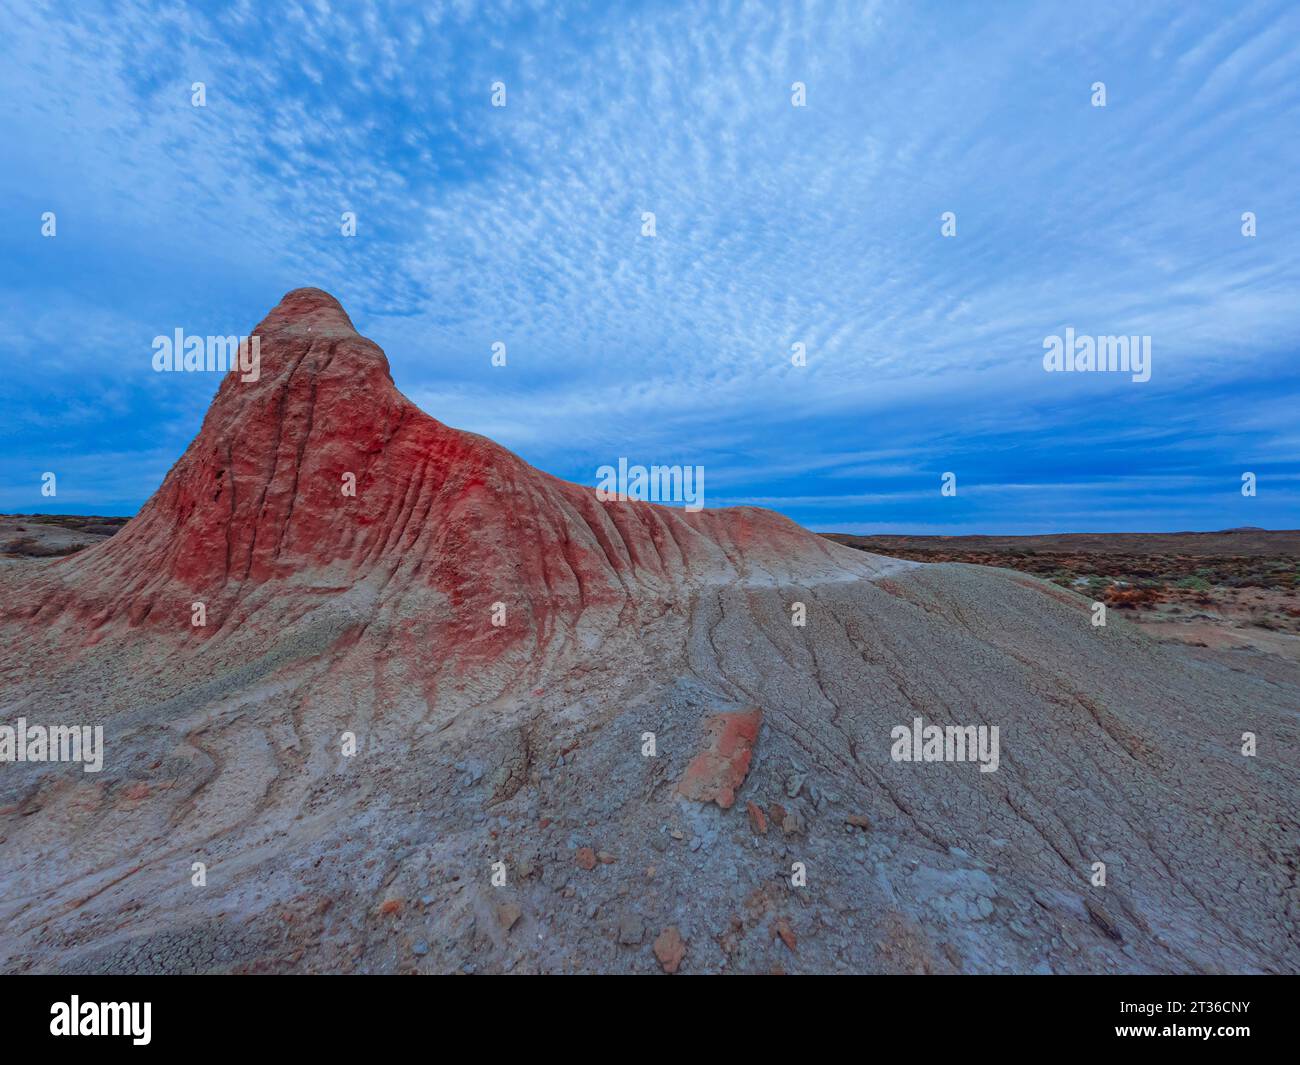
[[2, 291, 1296, 976], [4, 553, 1297, 975], [0, 514, 128, 561]]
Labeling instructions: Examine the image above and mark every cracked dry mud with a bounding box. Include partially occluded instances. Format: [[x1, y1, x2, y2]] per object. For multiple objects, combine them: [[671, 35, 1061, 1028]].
[[1, 290, 1297, 975]]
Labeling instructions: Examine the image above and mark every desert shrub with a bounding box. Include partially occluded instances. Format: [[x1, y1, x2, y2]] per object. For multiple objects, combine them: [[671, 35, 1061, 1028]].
[[1105, 585, 1162, 609]]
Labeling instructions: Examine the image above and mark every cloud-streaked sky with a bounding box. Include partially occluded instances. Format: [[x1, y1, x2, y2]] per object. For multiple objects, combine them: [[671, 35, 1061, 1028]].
[[2, 0, 1297, 532]]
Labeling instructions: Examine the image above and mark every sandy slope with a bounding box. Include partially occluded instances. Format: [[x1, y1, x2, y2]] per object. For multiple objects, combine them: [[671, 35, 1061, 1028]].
[[1, 291, 1296, 974]]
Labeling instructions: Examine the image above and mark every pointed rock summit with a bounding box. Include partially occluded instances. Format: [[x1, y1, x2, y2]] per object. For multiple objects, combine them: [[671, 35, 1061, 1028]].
[[258, 286, 368, 339]]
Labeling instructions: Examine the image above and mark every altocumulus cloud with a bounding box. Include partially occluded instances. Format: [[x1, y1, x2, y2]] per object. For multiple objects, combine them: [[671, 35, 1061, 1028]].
[[1, 0, 1298, 532]]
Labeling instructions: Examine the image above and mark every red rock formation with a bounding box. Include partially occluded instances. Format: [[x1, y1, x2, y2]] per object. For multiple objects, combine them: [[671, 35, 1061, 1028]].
[[5, 289, 872, 678]]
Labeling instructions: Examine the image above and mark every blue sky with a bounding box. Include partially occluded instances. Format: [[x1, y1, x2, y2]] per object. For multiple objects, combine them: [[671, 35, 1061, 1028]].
[[2, 0, 1297, 533]]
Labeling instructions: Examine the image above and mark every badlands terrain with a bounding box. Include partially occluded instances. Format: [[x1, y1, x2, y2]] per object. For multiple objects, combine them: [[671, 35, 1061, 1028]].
[[829, 530, 1300, 663], [1, 289, 1297, 975]]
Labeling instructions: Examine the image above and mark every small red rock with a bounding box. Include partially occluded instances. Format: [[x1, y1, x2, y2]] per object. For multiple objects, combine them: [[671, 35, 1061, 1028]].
[[746, 801, 768, 835], [771, 916, 797, 953], [575, 846, 597, 871], [653, 925, 686, 974], [675, 708, 762, 809]]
